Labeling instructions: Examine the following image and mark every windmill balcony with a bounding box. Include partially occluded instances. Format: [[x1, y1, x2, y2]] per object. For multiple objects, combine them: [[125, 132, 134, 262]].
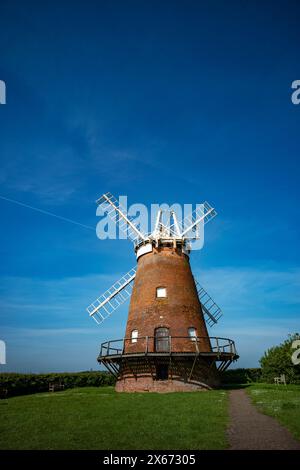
[[98, 336, 238, 361], [98, 336, 239, 389]]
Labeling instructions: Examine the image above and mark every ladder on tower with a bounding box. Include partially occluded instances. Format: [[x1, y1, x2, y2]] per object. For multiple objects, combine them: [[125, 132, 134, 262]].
[[195, 280, 223, 327], [87, 268, 137, 324]]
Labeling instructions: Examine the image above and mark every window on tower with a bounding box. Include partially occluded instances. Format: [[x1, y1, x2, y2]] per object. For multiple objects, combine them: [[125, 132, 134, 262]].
[[131, 330, 138, 343], [155, 327, 170, 352], [188, 327, 197, 341], [156, 287, 167, 298]]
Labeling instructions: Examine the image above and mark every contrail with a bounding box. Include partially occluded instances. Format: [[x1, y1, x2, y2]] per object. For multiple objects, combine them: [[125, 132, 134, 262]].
[[0, 194, 95, 231]]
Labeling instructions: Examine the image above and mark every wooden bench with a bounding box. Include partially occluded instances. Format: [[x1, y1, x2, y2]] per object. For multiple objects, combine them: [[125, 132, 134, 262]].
[[274, 374, 286, 385], [48, 381, 65, 392]]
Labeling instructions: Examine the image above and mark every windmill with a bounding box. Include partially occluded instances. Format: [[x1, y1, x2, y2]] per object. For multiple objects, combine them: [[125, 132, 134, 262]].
[[87, 193, 238, 391]]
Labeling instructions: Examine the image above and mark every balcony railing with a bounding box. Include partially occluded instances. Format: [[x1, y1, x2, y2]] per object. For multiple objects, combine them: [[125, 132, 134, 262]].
[[99, 336, 237, 358]]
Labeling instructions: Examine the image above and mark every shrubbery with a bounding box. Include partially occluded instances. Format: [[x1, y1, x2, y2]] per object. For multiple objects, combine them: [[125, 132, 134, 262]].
[[0, 371, 116, 397], [221, 367, 262, 384], [260, 333, 300, 384], [221, 334, 300, 385]]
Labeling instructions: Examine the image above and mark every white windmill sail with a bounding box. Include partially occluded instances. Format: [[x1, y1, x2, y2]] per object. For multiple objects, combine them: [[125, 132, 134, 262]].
[[194, 279, 223, 327], [96, 192, 148, 245], [180, 201, 217, 238], [170, 210, 181, 237], [87, 268, 137, 324], [152, 209, 182, 239]]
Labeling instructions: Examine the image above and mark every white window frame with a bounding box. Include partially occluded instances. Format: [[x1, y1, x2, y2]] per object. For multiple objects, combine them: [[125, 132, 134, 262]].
[[156, 287, 167, 298], [188, 327, 197, 342], [131, 329, 138, 343]]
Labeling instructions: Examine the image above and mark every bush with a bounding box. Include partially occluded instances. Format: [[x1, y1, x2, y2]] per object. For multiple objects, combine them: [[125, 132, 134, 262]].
[[260, 333, 300, 384], [221, 368, 262, 384], [0, 371, 116, 397]]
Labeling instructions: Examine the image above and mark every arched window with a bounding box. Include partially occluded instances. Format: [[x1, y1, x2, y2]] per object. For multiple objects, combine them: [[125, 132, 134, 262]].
[[131, 329, 138, 343], [188, 327, 197, 341], [155, 327, 170, 352], [156, 287, 167, 298]]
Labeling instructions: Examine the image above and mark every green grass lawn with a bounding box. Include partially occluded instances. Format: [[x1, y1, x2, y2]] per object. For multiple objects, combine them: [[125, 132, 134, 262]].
[[0, 387, 229, 450], [247, 383, 300, 441]]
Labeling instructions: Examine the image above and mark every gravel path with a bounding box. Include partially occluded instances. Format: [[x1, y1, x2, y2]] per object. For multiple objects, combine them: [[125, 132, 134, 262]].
[[227, 389, 300, 450]]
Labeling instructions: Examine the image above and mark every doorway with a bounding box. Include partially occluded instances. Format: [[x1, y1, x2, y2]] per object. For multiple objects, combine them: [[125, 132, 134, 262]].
[[156, 364, 169, 380]]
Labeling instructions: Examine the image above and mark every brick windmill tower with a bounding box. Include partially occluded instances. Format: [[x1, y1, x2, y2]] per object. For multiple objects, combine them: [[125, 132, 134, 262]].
[[87, 193, 238, 392]]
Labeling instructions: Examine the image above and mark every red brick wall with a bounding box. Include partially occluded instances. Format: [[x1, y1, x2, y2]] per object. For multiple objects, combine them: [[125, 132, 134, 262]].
[[124, 246, 211, 353], [115, 377, 210, 393], [116, 355, 220, 392]]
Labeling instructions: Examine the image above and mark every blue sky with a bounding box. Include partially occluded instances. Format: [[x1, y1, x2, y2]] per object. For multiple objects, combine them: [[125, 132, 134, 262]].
[[0, 0, 299, 372]]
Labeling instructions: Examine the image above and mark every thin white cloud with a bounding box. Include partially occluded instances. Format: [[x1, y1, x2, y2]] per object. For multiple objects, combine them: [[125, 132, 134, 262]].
[[0, 272, 129, 331], [193, 266, 300, 314], [0, 326, 117, 338]]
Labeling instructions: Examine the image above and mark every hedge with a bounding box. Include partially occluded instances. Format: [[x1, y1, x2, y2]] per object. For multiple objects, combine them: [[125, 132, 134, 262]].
[[221, 368, 262, 384], [0, 368, 262, 397], [0, 371, 116, 397]]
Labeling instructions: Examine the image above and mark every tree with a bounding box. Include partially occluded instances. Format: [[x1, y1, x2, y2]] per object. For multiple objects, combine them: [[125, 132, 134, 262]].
[[260, 333, 300, 384]]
